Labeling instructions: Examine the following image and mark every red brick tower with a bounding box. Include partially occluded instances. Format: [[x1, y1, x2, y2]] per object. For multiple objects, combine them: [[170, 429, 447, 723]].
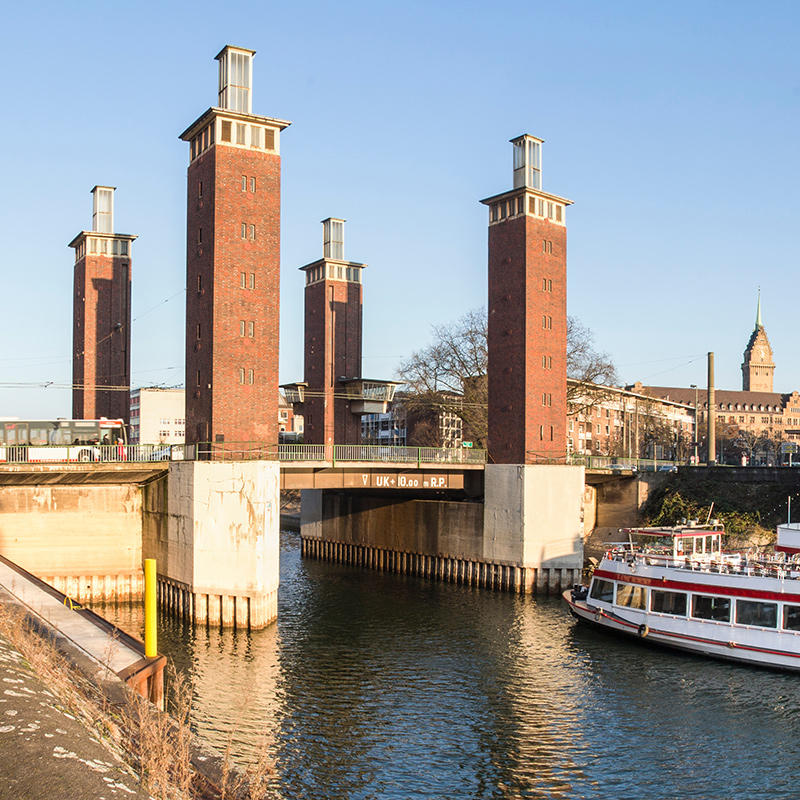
[[481, 135, 572, 464], [180, 46, 290, 446], [300, 219, 366, 446], [69, 186, 136, 423]]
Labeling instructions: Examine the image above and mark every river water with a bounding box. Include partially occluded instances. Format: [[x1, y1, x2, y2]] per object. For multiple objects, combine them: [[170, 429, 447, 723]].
[[95, 530, 800, 799]]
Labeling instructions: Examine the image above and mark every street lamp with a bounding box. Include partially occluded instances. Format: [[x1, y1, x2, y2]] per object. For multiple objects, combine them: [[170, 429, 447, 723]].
[[690, 384, 698, 465]]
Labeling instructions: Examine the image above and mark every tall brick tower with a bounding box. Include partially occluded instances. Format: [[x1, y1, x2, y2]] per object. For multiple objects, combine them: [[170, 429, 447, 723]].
[[300, 218, 366, 446], [180, 46, 290, 446], [69, 186, 136, 423], [481, 135, 572, 464], [742, 292, 775, 392]]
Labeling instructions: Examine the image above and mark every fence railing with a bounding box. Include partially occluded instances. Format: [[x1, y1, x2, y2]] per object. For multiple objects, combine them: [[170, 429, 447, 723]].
[[0, 443, 187, 464], [0, 442, 488, 467], [569, 454, 679, 472]]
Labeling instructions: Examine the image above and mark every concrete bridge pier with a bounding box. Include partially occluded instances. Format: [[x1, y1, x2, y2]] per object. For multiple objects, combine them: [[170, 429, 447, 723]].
[[144, 461, 280, 629], [300, 464, 584, 594], [483, 464, 584, 592]]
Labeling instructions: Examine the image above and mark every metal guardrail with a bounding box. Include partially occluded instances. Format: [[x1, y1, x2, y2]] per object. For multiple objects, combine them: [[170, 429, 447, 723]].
[[570, 454, 680, 472], [0, 443, 488, 466], [0, 443, 186, 464]]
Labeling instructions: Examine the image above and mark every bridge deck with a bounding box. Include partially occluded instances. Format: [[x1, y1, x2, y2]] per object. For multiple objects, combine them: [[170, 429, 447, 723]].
[[0, 459, 484, 487]]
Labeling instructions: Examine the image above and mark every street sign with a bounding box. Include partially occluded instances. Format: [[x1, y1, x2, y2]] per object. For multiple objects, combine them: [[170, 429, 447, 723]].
[[462, 441, 473, 448]]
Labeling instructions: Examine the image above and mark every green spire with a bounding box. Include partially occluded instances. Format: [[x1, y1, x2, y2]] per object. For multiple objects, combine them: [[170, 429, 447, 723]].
[[756, 289, 762, 329]]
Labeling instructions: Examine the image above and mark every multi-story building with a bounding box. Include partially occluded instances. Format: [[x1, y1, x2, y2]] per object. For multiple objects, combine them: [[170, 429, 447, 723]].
[[362, 405, 407, 446], [69, 186, 137, 424], [278, 392, 304, 442], [129, 388, 186, 445], [568, 382, 694, 460], [361, 393, 463, 448], [481, 135, 572, 464], [180, 45, 290, 446], [131, 387, 297, 445]]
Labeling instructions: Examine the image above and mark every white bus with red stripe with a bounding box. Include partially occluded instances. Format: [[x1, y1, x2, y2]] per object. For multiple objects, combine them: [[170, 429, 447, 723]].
[[564, 523, 800, 671], [0, 418, 127, 463]]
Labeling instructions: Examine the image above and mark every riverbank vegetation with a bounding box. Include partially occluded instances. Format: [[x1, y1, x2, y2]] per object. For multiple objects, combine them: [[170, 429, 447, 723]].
[[641, 472, 798, 549]]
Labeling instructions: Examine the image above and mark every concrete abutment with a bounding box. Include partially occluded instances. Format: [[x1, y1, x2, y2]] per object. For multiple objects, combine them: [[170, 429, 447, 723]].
[[0, 462, 280, 629], [300, 464, 585, 594], [143, 461, 280, 629]]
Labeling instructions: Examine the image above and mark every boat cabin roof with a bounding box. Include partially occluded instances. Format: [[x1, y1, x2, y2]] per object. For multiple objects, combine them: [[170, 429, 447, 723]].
[[620, 524, 724, 539]]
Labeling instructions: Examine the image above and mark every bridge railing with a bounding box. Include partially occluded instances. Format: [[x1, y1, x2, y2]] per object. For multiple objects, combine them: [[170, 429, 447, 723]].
[[0, 443, 188, 464], [0, 442, 487, 466], [570, 454, 680, 472]]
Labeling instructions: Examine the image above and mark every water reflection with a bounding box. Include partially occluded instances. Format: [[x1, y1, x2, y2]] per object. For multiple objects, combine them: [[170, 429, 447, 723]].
[[94, 532, 800, 799]]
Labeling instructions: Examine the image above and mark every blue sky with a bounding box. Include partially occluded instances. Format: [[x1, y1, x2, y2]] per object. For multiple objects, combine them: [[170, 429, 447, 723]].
[[1, 0, 798, 418]]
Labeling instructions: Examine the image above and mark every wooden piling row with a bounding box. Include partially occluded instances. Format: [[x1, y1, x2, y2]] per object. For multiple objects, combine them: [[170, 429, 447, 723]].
[[44, 573, 143, 602], [156, 578, 277, 630], [300, 537, 580, 595]]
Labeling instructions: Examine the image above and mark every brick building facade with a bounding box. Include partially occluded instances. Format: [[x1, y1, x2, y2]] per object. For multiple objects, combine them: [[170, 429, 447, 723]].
[[180, 46, 290, 445], [69, 186, 136, 424], [568, 382, 694, 460], [481, 135, 572, 463]]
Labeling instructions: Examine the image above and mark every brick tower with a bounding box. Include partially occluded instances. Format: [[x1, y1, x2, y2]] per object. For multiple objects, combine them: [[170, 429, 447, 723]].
[[742, 292, 775, 392], [180, 46, 290, 446], [300, 218, 366, 446], [69, 186, 136, 423], [481, 135, 572, 464]]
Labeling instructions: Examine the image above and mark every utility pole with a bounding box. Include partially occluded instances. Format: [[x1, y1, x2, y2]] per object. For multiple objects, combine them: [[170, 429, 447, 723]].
[[708, 352, 716, 466], [690, 383, 698, 464]]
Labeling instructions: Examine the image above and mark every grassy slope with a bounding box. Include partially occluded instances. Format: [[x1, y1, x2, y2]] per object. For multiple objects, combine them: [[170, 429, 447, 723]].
[[641, 472, 797, 548]]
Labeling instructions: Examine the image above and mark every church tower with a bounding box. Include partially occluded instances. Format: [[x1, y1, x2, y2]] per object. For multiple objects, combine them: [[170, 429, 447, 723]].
[[742, 292, 775, 392], [180, 46, 290, 446]]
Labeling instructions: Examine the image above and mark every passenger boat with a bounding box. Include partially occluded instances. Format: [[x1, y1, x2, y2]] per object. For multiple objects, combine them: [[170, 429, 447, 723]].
[[564, 522, 800, 671]]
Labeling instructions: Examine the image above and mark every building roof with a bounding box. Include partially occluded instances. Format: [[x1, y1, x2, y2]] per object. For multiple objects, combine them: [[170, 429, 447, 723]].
[[632, 384, 799, 409]]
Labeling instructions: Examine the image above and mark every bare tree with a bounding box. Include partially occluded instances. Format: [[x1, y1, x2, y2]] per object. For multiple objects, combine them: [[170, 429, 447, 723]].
[[396, 307, 617, 448], [397, 309, 488, 448], [566, 317, 617, 394]]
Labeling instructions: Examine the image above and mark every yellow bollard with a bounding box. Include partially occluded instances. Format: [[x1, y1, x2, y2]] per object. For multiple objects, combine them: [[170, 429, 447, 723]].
[[144, 559, 157, 658]]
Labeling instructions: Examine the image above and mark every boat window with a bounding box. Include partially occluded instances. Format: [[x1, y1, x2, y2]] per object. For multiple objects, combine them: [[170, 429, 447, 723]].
[[615, 583, 646, 609], [651, 590, 687, 616], [735, 599, 777, 628], [589, 579, 614, 603], [783, 605, 800, 631], [691, 595, 731, 622]]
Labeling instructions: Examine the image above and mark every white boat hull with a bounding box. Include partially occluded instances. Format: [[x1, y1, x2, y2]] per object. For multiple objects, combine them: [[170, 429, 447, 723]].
[[563, 567, 800, 673]]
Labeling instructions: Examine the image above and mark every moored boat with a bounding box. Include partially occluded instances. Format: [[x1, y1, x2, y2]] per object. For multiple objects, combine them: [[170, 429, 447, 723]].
[[564, 522, 800, 671]]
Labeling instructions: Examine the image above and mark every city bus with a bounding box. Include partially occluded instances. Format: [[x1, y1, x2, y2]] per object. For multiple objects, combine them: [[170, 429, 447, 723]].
[[0, 418, 128, 463]]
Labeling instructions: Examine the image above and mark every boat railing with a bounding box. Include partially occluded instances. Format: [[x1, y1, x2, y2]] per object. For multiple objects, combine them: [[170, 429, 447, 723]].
[[605, 546, 800, 579]]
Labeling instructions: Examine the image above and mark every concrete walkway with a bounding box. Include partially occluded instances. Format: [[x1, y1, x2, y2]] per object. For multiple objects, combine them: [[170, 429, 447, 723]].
[[0, 558, 149, 679], [0, 630, 151, 799]]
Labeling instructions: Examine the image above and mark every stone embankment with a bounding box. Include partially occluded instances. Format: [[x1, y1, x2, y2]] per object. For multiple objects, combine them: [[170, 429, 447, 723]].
[[0, 585, 271, 799], [280, 489, 301, 531], [0, 628, 151, 799]]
